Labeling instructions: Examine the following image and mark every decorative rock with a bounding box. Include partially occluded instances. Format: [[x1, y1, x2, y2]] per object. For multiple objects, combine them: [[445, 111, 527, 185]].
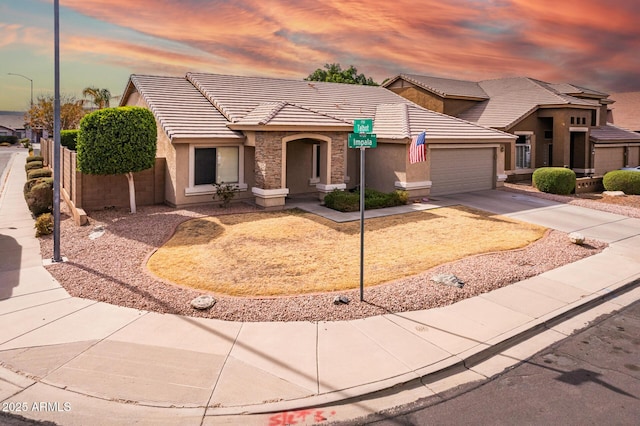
[[333, 295, 350, 305], [431, 273, 464, 288], [568, 232, 585, 245], [603, 191, 625, 197], [88, 225, 105, 240], [190, 295, 216, 310]]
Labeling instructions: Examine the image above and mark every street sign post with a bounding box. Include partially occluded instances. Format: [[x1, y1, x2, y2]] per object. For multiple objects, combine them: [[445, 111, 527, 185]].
[[348, 119, 376, 301], [348, 133, 377, 148], [353, 118, 373, 134]]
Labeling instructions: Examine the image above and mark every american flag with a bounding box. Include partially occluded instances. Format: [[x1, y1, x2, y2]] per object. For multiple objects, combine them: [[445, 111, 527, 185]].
[[409, 131, 426, 164]]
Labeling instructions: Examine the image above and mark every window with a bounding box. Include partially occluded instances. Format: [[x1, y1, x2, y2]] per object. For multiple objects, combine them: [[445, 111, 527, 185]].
[[581, 117, 586, 125], [570, 117, 575, 125], [310, 143, 321, 184], [194, 146, 239, 186], [544, 130, 553, 139], [515, 134, 531, 169]]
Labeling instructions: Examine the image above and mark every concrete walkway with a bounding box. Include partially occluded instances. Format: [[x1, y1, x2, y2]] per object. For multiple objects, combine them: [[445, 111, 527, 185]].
[[1, 150, 639, 426]]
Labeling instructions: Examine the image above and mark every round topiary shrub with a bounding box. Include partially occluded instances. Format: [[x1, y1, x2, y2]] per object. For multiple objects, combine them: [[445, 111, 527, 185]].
[[26, 155, 44, 163], [532, 167, 576, 195], [25, 161, 43, 174], [27, 168, 52, 179], [603, 170, 640, 195], [25, 180, 53, 217], [24, 177, 54, 197]]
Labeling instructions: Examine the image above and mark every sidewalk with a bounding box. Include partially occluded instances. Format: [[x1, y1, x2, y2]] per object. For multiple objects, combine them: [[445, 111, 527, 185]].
[[1, 151, 639, 426]]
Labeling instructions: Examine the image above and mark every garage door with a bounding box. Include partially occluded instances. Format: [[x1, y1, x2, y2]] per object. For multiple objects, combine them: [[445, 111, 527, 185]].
[[594, 146, 624, 175], [430, 148, 494, 196]]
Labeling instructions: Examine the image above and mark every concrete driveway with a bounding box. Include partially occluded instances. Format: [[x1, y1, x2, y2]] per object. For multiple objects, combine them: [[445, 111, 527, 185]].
[[438, 189, 640, 245]]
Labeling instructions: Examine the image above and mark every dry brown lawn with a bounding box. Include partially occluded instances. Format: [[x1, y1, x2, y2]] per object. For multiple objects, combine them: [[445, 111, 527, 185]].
[[146, 206, 546, 297]]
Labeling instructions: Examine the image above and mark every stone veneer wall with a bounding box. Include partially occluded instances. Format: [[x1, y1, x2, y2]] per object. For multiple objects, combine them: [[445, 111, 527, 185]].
[[254, 131, 347, 190]]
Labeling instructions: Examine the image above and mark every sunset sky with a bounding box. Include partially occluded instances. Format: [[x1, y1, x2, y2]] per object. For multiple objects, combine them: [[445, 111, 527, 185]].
[[1, 0, 639, 111]]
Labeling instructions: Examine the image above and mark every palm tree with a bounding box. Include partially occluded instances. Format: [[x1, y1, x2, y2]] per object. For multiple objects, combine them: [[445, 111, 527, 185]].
[[82, 87, 113, 109]]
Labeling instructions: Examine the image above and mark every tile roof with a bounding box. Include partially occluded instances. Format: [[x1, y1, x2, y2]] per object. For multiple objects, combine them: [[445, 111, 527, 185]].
[[385, 74, 489, 100], [122, 73, 514, 142], [0, 112, 26, 131], [549, 83, 609, 98], [458, 77, 599, 129], [609, 92, 640, 132], [127, 75, 242, 140], [185, 72, 513, 141], [233, 102, 352, 127], [590, 124, 640, 143]]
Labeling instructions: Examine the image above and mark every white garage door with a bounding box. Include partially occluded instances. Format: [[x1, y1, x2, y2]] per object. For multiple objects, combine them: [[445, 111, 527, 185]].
[[430, 148, 495, 196]]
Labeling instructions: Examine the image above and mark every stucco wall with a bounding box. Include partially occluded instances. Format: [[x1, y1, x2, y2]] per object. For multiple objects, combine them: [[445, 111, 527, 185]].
[[365, 143, 406, 193]]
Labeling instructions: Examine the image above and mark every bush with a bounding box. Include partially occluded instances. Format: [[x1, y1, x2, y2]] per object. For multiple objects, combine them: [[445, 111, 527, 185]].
[[324, 188, 408, 212], [27, 168, 52, 179], [603, 170, 640, 195], [212, 182, 238, 208], [0, 135, 18, 144], [25, 180, 53, 217], [25, 161, 43, 174], [24, 177, 53, 197], [34, 213, 53, 237], [26, 155, 44, 163], [532, 167, 576, 195], [60, 129, 79, 150]]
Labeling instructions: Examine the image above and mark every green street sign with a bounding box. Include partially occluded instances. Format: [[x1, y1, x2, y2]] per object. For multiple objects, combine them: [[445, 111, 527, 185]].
[[348, 133, 377, 148], [353, 119, 373, 134]]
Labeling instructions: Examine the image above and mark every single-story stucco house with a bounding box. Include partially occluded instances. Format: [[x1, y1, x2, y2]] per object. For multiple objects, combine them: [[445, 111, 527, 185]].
[[384, 74, 640, 179], [119, 73, 515, 208], [0, 111, 27, 139]]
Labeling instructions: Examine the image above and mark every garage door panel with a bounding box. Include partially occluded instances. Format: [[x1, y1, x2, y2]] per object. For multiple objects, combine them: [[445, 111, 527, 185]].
[[594, 147, 624, 175], [430, 148, 494, 196]]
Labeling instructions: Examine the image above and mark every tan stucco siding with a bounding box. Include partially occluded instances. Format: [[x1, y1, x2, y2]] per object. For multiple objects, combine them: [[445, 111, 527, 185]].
[[365, 143, 407, 193], [388, 87, 445, 113]]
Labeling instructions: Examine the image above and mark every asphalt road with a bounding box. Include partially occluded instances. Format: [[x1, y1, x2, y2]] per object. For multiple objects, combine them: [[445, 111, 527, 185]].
[[340, 290, 640, 426]]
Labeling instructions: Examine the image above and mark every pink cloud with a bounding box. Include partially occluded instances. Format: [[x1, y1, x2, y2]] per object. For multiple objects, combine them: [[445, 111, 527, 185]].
[[53, 0, 640, 91]]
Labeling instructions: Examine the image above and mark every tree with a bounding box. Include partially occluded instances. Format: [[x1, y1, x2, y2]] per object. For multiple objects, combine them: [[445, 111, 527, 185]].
[[24, 94, 85, 134], [82, 86, 114, 109], [305, 63, 378, 86], [77, 107, 157, 213]]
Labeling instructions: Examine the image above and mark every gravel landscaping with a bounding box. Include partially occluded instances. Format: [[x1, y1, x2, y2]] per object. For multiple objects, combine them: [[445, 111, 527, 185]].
[[39, 185, 640, 322]]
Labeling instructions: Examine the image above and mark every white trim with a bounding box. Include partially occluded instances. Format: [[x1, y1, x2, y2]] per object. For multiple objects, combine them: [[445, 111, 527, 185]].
[[497, 174, 508, 182], [187, 144, 245, 194], [308, 177, 320, 185], [512, 168, 534, 175], [514, 131, 534, 136], [251, 187, 289, 198], [316, 183, 346, 193], [394, 180, 432, 190], [569, 127, 589, 133]]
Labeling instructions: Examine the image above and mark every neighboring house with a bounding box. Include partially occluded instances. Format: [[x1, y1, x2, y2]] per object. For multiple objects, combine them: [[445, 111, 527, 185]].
[[384, 74, 640, 178], [119, 73, 515, 208], [608, 92, 640, 132], [0, 111, 27, 139]]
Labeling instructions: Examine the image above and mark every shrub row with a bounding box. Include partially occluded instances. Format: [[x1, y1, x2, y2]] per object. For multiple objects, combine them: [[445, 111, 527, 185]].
[[603, 170, 640, 195], [0, 135, 19, 144], [532, 167, 576, 195], [23, 157, 54, 236], [324, 188, 408, 212]]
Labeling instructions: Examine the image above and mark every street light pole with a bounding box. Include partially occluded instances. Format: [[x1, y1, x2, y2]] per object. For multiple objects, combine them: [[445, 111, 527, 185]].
[[7, 73, 33, 107], [7, 72, 34, 143]]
